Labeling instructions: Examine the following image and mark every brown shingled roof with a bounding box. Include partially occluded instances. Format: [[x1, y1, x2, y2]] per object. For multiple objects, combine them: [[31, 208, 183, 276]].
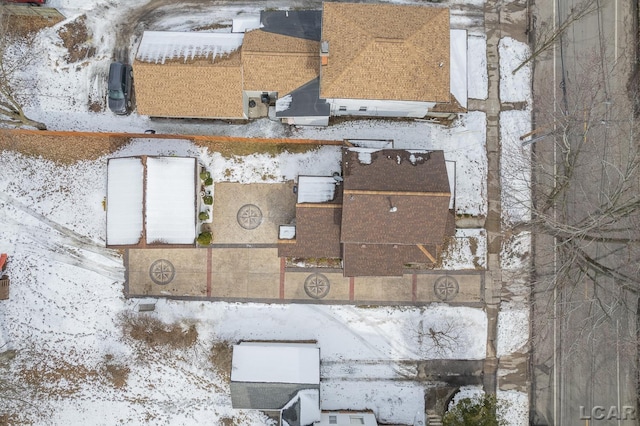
[[277, 204, 342, 259], [342, 243, 441, 277], [242, 30, 321, 96], [320, 3, 450, 102], [341, 192, 451, 245], [134, 55, 245, 119], [343, 149, 450, 193]]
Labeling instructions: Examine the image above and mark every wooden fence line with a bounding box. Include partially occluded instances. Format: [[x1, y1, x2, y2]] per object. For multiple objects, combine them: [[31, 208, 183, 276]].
[[5, 129, 343, 146]]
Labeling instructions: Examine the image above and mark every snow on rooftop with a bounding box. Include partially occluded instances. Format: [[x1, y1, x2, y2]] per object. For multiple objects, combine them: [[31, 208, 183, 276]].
[[231, 342, 320, 384], [275, 94, 293, 113], [451, 29, 468, 109], [232, 14, 262, 33], [106, 158, 144, 245], [281, 389, 321, 425], [135, 31, 244, 64], [297, 176, 337, 203], [145, 157, 196, 244]]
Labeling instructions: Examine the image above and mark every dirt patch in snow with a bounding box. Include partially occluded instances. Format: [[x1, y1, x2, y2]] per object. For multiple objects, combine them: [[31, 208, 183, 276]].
[[120, 312, 198, 350], [208, 341, 233, 382], [56, 15, 97, 64]]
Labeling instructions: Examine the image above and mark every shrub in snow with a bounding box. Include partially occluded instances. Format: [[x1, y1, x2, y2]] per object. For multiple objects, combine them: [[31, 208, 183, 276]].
[[443, 394, 507, 426], [203, 195, 213, 205], [199, 211, 209, 221], [200, 170, 211, 181], [197, 232, 212, 246], [204, 177, 213, 186]]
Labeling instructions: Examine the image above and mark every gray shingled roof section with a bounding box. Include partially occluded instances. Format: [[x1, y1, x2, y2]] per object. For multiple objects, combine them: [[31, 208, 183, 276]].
[[276, 78, 330, 118], [260, 10, 322, 41]]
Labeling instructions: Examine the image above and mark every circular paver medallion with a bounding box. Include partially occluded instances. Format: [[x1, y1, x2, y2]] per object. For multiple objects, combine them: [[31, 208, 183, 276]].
[[149, 259, 175, 285], [304, 273, 330, 299], [237, 204, 263, 230], [434, 276, 459, 301]]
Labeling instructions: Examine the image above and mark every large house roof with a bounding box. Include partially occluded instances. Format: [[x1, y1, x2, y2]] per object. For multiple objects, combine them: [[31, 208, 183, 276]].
[[320, 3, 450, 102], [242, 30, 320, 96]]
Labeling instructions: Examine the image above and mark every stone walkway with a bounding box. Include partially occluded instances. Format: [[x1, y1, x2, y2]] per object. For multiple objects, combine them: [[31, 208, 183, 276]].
[[126, 247, 485, 306], [474, 0, 531, 396]]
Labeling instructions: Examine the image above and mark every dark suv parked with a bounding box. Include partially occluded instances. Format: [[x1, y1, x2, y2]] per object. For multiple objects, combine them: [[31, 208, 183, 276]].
[[107, 62, 132, 115]]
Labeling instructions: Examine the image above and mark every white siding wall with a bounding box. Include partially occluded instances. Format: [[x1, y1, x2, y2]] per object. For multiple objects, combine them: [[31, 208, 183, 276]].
[[327, 98, 434, 118]]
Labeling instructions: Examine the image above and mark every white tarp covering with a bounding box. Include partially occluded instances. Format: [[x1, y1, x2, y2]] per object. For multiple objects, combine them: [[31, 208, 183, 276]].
[[106, 158, 144, 245], [297, 176, 337, 203], [146, 157, 196, 244], [136, 31, 244, 64], [231, 342, 320, 384], [450, 29, 468, 109]]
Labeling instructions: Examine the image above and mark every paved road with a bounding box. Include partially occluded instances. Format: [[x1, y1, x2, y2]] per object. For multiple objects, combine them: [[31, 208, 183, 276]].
[[531, 0, 639, 423]]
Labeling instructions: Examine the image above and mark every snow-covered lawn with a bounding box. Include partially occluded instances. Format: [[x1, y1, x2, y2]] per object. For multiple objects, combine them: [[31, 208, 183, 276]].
[[499, 37, 532, 104], [468, 34, 489, 100]]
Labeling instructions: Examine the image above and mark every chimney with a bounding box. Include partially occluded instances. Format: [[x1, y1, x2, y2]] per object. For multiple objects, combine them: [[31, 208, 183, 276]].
[[320, 41, 329, 66]]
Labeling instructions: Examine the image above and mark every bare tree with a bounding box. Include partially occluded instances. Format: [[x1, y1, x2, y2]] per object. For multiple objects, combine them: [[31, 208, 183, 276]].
[[511, 50, 640, 296], [515, 0, 599, 74], [0, 10, 46, 130], [415, 319, 462, 358], [522, 47, 639, 424]]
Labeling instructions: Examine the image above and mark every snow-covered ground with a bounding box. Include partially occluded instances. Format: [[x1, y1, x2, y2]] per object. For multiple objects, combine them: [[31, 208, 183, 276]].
[[0, 0, 533, 425]]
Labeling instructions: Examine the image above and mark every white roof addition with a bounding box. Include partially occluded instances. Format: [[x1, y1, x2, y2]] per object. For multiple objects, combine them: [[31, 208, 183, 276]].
[[231, 342, 320, 385], [106, 158, 144, 245], [146, 157, 197, 245], [136, 31, 244, 64], [297, 176, 337, 203]]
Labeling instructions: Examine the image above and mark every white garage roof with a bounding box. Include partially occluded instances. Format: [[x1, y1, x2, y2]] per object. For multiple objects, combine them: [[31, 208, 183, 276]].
[[106, 156, 197, 246], [146, 157, 197, 244], [106, 158, 144, 245], [231, 342, 320, 385]]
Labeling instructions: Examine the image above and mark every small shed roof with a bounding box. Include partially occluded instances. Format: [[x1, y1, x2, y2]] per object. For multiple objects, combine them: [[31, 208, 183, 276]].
[[231, 342, 320, 385], [106, 158, 144, 246]]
